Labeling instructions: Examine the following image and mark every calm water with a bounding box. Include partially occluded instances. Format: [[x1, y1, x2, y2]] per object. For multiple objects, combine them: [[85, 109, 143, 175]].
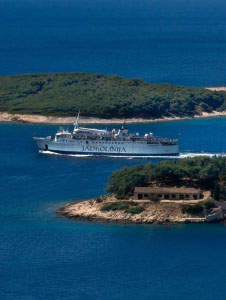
[[2, 0, 226, 298], [1, 118, 226, 299], [1, 0, 226, 87]]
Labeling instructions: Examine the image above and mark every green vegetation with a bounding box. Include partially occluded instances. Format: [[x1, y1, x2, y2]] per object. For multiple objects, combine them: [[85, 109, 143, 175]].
[[126, 207, 144, 214], [100, 202, 129, 211], [106, 156, 226, 199], [95, 197, 103, 203], [1, 72, 226, 118], [211, 182, 226, 201], [182, 199, 216, 215], [106, 165, 146, 199], [204, 198, 216, 210], [181, 204, 204, 215], [100, 202, 144, 214]]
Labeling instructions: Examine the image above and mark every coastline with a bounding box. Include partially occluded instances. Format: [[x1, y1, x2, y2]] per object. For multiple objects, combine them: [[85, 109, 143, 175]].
[[1, 87, 226, 125], [1, 110, 226, 125], [57, 198, 187, 224], [206, 86, 226, 92], [57, 196, 224, 224]]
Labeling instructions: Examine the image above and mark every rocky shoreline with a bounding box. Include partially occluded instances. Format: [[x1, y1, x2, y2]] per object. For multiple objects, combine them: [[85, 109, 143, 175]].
[[56, 196, 224, 224], [1, 111, 226, 125]]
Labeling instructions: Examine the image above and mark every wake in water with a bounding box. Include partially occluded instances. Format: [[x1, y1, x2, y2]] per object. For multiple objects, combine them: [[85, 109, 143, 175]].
[[39, 150, 226, 159]]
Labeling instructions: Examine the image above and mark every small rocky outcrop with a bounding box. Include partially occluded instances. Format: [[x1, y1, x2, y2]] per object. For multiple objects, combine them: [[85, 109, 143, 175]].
[[56, 195, 220, 224]]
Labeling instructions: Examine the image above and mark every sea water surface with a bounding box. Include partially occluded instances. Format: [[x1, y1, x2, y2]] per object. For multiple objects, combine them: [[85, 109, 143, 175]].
[[1, 118, 226, 300], [1, 0, 226, 87]]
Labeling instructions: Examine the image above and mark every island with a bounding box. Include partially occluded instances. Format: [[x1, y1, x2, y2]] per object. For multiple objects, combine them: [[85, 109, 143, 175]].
[[57, 156, 226, 224], [1, 72, 226, 124]]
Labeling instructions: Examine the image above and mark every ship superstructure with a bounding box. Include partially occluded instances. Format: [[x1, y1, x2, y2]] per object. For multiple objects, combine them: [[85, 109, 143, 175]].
[[33, 115, 179, 156]]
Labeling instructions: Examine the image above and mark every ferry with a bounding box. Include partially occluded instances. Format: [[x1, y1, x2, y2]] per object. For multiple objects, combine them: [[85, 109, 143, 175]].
[[33, 114, 179, 156]]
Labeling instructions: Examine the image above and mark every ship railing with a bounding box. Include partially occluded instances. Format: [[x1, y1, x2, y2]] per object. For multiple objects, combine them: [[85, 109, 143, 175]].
[[70, 135, 177, 143], [135, 137, 178, 143]]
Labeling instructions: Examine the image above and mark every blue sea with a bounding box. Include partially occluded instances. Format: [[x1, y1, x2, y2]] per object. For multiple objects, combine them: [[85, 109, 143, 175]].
[[2, 0, 226, 299], [1, 0, 226, 87], [1, 118, 226, 300]]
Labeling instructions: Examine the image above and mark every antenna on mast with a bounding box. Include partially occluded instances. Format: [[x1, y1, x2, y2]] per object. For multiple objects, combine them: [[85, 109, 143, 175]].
[[74, 110, 80, 129], [122, 119, 125, 129]]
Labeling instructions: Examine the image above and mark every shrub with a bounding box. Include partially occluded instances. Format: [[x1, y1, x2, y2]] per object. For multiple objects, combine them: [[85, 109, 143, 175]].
[[181, 204, 203, 215], [100, 202, 129, 212], [126, 207, 144, 214], [95, 197, 103, 203], [204, 198, 216, 209]]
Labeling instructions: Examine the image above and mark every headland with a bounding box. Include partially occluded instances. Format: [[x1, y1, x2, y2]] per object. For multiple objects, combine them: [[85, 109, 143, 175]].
[[1, 72, 226, 125], [57, 156, 226, 225], [57, 194, 225, 225]]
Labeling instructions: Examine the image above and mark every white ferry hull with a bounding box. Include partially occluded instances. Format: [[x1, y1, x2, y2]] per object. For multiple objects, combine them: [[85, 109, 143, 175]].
[[34, 138, 179, 156]]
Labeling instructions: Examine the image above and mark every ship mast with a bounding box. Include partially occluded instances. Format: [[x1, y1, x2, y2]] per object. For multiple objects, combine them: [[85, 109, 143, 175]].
[[74, 111, 80, 129]]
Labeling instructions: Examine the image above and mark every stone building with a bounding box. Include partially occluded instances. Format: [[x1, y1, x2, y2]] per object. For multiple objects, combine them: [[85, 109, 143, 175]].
[[133, 187, 203, 201]]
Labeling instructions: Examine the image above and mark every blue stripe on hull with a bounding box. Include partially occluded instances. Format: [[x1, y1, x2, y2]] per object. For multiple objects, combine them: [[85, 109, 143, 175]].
[[41, 150, 179, 156]]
